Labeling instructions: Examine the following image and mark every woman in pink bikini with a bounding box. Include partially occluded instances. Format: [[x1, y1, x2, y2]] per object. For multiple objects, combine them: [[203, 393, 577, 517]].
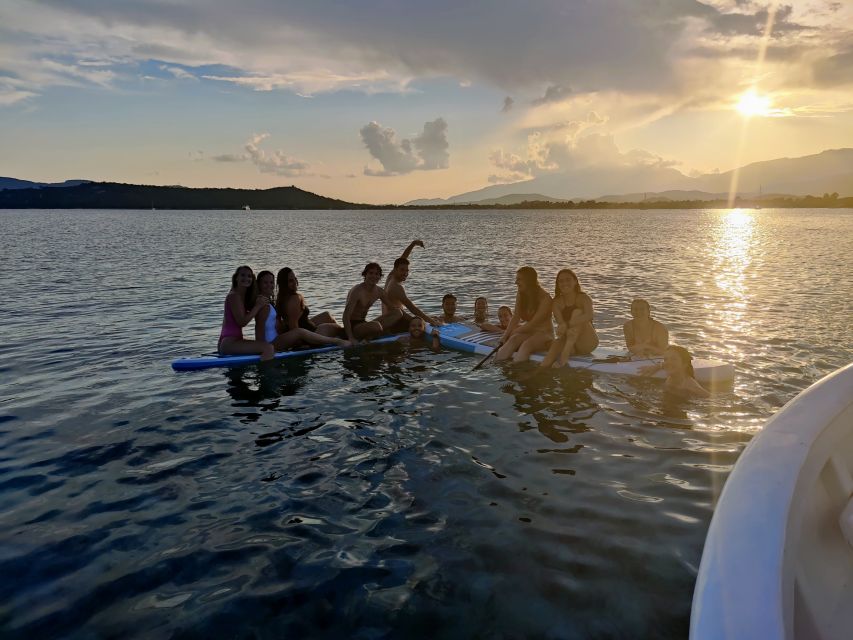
[[218, 266, 274, 361]]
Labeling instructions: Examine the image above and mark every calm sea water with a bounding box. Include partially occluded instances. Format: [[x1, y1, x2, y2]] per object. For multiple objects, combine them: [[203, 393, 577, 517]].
[[1, 208, 851, 639]]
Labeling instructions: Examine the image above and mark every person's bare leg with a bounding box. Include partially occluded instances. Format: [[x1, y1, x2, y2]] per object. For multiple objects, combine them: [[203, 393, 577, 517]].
[[219, 337, 275, 361], [513, 333, 553, 363], [311, 311, 336, 326], [354, 321, 384, 341], [573, 323, 599, 356], [315, 322, 344, 338], [495, 333, 526, 361], [273, 328, 349, 351], [539, 336, 565, 368]]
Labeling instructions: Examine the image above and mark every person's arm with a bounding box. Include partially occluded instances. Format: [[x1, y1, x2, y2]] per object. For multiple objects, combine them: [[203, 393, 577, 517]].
[[685, 377, 711, 398], [397, 290, 436, 325], [430, 327, 441, 352], [478, 321, 503, 333], [568, 294, 593, 327], [342, 287, 358, 343], [228, 291, 267, 327], [526, 291, 553, 329], [623, 320, 636, 352], [283, 295, 302, 332], [554, 299, 568, 337], [398, 239, 424, 261], [255, 304, 270, 342], [653, 321, 669, 354], [500, 294, 523, 343]]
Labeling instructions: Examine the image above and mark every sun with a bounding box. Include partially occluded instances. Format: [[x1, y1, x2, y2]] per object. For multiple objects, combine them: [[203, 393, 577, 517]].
[[736, 90, 773, 117]]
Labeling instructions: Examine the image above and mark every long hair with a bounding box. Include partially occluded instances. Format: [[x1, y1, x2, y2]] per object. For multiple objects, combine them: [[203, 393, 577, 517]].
[[668, 345, 696, 379], [256, 270, 274, 308], [231, 265, 257, 310], [554, 268, 581, 298], [516, 266, 539, 317], [276, 267, 297, 312]]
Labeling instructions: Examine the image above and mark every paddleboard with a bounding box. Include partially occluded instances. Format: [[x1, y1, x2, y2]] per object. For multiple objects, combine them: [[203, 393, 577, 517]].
[[171, 333, 405, 371], [430, 322, 734, 385]]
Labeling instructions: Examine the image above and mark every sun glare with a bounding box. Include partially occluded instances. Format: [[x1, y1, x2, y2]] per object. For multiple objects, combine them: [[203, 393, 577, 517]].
[[736, 90, 772, 118]]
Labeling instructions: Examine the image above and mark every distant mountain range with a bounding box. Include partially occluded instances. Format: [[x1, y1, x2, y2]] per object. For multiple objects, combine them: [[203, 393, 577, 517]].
[[0, 178, 91, 190], [0, 181, 370, 210], [405, 148, 853, 205]]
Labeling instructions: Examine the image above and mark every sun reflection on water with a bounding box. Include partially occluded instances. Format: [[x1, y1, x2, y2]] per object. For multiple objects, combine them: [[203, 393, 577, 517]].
[[710, 209, 756, 341]]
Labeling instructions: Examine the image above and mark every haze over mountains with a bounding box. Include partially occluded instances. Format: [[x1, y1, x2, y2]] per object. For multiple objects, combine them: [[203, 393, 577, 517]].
[[406, 148, 853, 205]]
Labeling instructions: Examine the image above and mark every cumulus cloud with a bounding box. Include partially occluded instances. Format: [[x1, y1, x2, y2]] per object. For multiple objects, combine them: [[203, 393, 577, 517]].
[[361, 118, 449, 176], [212, 133, 311, 176]]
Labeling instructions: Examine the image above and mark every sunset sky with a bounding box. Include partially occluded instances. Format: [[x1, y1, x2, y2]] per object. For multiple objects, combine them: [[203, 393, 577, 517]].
[[2, 0, 853, 203]]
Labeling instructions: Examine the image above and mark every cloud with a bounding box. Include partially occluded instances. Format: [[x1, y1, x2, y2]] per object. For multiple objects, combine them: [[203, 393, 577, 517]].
[[501, 96, 514, 112], [161, 65, 197, 81], [212, 133, 312, 176], [532, 84, 572, 105], [813, 42, 853, 87], [361, 118, 449, 176]]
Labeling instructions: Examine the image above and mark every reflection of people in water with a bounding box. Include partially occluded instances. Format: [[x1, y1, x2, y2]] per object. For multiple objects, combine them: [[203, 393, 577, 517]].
[[223, 358, 311, 409], [623, 298, 669, 358], [640, 345, 710, 398], [500, 366, 595, 443]]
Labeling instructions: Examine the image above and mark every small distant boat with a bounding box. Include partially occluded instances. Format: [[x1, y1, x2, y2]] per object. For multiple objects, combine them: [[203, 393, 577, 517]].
[[691, 362, 853, 640], [243, 204, 251, 211]]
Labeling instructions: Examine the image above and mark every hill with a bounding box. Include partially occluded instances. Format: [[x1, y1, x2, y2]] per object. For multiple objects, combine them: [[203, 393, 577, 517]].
[[0, 182, 368, 210], [0, 178, 91, 190]]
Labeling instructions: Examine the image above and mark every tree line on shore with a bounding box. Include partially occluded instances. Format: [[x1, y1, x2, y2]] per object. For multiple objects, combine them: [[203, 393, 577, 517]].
[[0, 181, 850, 210]]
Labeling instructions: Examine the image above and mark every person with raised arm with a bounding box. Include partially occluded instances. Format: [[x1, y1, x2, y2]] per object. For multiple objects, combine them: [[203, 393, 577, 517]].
[[218, 266, 274, 361], [623, 298, 669, 358], [539, 268, 599, 369], [254, 271, 350, 351], [495, 266, 554, 362], [343, 262, 404, 343], [383, 239, 441, 333], [640, 345, 710, 398]]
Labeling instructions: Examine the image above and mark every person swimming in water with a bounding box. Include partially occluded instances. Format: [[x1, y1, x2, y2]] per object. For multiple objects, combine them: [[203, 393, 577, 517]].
[[218, 266, 274, 361], [254, 270, 350, 351], [539, 268, 599, 369], [623, 298, 669, 358], [474, 298, 512, 333], [440, 293, 465, 324], [640, 345, 710, 397], [343, 262, 403, 343], [396, 317, 441, 351], [276, 267, 343, 338], [495, 266, 554, 362]]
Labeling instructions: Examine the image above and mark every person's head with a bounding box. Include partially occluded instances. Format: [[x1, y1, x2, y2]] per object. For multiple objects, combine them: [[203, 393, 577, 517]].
[[555, 268, 581, 298], [442, 293, 457, 317], [409, 317, 426, 338], [474, 296, 488, 321], [664, 345, 695, 379], [232, 265, 255, 290], [362, 262, 383, 285], [498, 305, 512, 328], [256, 270, 275, 298], [231, 266, 257, 309], [515, 266, 539, 293], [631, 298, 651, 320], [276, 267, 298, 294], [392, 257, 410, 282]]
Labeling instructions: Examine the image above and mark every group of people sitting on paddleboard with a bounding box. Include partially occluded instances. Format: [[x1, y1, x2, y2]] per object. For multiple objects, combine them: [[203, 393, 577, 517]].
[[219, 239, 709, 397]]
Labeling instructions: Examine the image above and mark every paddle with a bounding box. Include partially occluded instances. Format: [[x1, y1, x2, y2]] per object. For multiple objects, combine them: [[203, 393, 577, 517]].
[[472, 342, 502, 371]]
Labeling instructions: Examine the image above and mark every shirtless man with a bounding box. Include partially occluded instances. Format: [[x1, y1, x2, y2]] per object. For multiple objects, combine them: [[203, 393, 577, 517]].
[[396, 317, 441, 352], [440, 293, 465, 324], [343, 262, 403, 342], [382, 239, 440, 333]]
